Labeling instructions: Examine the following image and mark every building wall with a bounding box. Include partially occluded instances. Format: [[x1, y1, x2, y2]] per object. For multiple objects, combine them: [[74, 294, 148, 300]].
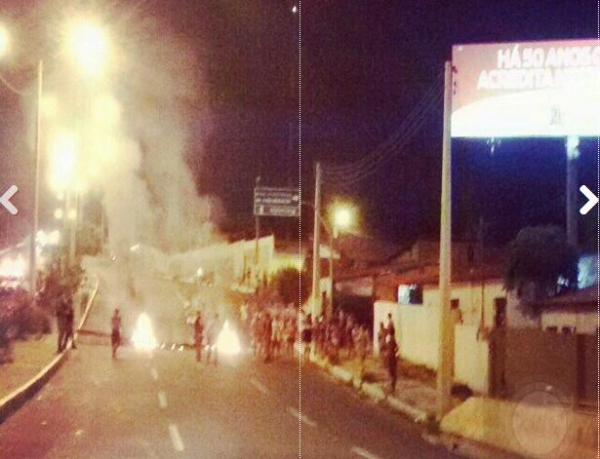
[[541, 310, 597, 334], [374, 301, 490, 394]]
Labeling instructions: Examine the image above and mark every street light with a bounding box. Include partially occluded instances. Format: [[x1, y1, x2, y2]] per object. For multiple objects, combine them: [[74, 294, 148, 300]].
[[0, 24, 9, 58], [66, 20, 109, 78], [0, 19, 109, 294], [331, 204, 355, 238]]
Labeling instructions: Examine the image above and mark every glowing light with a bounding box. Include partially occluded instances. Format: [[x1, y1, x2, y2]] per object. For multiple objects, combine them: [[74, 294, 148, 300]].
[[49, 131, 77, 192], [291, 5, 298, 14], [54, 208, 64, 220], [67, 208, 77, 221], [0, 255, 26, 278], [132, 313, 158, 351], [331, 203, 356, 233], [67, 20, 109, 77], [196, 267, 204, 277], [0, 25, 9, 58], [216, 320, 241, 356], [41, 94, 58, 118], [130, 244, 140, 252]]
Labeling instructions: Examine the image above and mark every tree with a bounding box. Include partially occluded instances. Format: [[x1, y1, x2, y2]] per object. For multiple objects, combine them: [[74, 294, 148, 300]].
[[270, 267, 309, 307], [505, 225, 578, 313]]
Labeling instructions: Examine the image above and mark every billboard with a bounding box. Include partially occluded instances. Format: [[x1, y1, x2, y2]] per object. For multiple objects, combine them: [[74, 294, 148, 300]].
[[451, 39, 600, 138]]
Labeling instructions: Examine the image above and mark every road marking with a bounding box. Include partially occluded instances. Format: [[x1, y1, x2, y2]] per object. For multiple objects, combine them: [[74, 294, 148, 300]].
[[287, 407, 316, 427], [250, 378, 269, 395], [168, 423, 185, 452], [158, 391, 168, 409], [151, 368, 158, 381], [350, 446, 383, 459]]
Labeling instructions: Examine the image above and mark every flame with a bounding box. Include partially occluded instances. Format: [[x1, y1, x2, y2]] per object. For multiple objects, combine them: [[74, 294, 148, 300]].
[[216, 320, 241, 356], [0, 255, 27, 279], [131, 313, 157, 351]]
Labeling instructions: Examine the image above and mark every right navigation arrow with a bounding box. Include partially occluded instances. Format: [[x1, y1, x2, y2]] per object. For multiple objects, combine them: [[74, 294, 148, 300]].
[[579, 185, 599, 215]]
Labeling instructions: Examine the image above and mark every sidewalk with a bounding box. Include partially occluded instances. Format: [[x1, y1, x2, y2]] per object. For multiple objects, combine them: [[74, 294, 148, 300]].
[[315, 353, 445, 422], [0, 333, 58, 399]]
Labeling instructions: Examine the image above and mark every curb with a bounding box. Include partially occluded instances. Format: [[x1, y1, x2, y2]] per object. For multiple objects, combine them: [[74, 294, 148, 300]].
[[386, 395, 429, 423], [311, 355, 434, 423], [330, 365, 354, 386], [0, 276, 99, 425], [361, 382, 386, 403]]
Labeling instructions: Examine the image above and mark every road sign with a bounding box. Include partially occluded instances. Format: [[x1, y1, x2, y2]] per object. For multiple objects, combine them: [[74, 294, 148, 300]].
[[253, 187, 300, 217]]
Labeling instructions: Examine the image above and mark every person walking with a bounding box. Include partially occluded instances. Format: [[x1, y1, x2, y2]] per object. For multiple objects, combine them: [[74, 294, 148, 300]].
[[193, 311, 204, 363], [111, 308, 122, 359]]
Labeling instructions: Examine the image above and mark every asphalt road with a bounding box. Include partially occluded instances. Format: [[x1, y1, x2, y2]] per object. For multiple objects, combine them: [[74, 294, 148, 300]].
[[0, 258, 456, 458]]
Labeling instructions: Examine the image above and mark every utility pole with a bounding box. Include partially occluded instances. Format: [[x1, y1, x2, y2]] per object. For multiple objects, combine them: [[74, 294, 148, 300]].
[[565, 136, 579, 248], [437, 60, 454, 420], [254, 176, 261, 288], [328, 227, 334, 318], [311, 162, 322, 318], [29, 60, 43, 296]]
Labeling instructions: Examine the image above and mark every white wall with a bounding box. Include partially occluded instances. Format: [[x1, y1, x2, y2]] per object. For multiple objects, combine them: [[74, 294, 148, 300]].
[[373, 279, 503, 395], [454, 324, 489, 393]]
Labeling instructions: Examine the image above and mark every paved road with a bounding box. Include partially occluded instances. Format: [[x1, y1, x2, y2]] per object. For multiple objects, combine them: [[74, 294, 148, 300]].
[[0, 259, 457, 458], [0, 346, 456, 458]]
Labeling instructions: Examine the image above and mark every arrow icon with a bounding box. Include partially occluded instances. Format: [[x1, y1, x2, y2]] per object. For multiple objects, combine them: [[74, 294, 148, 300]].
[[579, 185, 598, 215], [0, 185, 18, 215]]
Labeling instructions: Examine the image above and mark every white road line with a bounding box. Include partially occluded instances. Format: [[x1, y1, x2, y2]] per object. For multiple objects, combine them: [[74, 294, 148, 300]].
[[286, 407, 317, 427], [151, 368, 159, 381], [350, 446, 383, 459], [168, 423, 185, 452], [250, 378, 269, 395], [158, 391, 168, 409]]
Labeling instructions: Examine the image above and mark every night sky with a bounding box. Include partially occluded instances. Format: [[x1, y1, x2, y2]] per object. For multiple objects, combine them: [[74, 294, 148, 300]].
[[1, 0, 598, 248]]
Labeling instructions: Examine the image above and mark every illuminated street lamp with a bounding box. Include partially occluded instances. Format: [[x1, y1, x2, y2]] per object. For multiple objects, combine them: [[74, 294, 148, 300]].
[[0, 19, 109, 293], [325, 202, 357, 317], [331, 204, 354, 238], [0, 24, 9, 58], [66, 20, 109, 78]]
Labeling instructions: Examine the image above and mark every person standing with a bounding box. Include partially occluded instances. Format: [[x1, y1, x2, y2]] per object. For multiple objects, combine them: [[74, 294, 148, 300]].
[[56, 301, 66, 353], [64, 301, 76, 350], [384, 333, 399, 393], [193, 312, 204, 363], [205, 313, 219, 365], [111, 308, 122, 359]]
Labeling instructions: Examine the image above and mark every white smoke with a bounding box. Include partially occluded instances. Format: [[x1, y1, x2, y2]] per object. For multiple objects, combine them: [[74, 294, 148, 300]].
[[28, 4, 220, 256]]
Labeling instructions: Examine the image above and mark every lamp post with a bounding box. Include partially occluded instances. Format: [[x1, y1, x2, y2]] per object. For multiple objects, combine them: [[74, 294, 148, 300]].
[[0, 19, 109, 292], [328, 204, 354, 317]]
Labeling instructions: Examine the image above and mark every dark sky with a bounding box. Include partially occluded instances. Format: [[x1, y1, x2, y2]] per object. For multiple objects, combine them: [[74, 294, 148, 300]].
[[1, 0, 598, 248], [191, 0, 598, 246]]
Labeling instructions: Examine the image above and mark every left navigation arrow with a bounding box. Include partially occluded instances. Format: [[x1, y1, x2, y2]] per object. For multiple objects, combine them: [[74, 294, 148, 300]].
[[0, 185, 18, 215]]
